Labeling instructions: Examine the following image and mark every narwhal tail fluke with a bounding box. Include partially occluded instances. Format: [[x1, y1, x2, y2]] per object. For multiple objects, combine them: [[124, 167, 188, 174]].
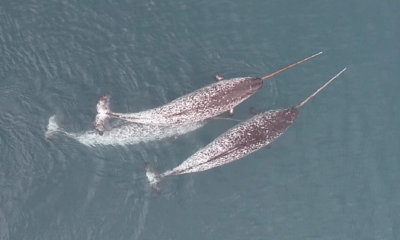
[[144, 162, 162, 192], [94, 92, 112, 135], [45, 115, 63, 140]]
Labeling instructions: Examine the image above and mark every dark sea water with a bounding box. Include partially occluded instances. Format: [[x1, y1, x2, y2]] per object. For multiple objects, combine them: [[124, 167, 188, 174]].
[[1, 0, 400, 239]]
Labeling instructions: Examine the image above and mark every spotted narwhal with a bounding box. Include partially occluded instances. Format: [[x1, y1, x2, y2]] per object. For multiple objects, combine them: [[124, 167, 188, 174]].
[[94, 52, 322, 135], [145, 68, 346, 189]]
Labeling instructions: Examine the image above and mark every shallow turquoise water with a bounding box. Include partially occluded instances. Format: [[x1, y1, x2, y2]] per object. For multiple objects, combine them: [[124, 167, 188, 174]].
[[1, 0, 400, 239]]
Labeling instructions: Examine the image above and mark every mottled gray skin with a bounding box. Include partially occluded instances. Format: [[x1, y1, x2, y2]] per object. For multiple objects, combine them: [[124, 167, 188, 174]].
[[94, 76, 262, 134], [159, 107, 299, 178]]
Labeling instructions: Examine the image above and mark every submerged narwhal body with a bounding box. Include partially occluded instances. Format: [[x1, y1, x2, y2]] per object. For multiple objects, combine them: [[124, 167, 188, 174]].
[[146, 68, 347, 188], [45, 115, 204, 147], [94, 52, 322, 134]]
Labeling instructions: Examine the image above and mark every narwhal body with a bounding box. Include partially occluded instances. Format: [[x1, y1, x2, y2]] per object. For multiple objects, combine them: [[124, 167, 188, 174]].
[[94, 53, 322, 134], [95, 76, 262, 133], [45, 115, 204, 147], [145, 68, 347, 189]]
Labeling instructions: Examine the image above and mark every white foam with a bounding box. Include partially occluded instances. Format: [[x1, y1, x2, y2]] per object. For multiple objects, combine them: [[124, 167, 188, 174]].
[[146, 170, 158, 185], [46, 115, 60, 132], [45, 115, 62, 139]]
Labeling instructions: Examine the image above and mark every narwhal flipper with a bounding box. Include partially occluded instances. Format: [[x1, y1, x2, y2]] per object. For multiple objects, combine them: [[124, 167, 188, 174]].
[[94, 92, 112, 135], [249, 107, 260, 116], [227, 108, 235, 117], [214, 74, 224, 82]]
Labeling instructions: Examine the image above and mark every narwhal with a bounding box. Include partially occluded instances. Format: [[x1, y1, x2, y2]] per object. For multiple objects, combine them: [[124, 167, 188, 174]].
[[145, 68, 346, 189], [94, 52, 322, 135]]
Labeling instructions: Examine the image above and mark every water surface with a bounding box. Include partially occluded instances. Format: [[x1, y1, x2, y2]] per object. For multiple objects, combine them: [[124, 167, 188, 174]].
[[1, 0, 399, 239]]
